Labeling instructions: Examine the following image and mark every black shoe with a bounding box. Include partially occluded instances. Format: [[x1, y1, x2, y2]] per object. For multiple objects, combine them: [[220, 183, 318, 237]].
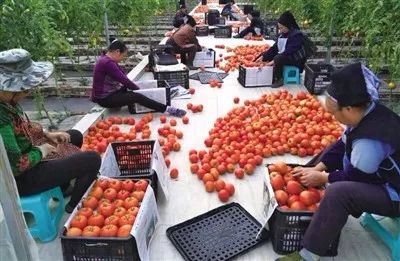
[[271, 78, 284, 88]]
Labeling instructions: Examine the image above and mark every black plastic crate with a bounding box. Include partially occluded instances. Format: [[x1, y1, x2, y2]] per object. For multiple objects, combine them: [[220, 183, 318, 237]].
[[304, 63, 335, 95], [263, 20, 278, 40], [61, 178, 153, 261], [167, 202, 268, 261], [153, 68, 189, 89], [111, 140, 158, 196], [214, 25, 232, 38], [61, 232, 140, 261], [128, 80, 171, 114], [196, 25, 209, 36], [265, 164, 340, 256], [268, 208, 340, 256]]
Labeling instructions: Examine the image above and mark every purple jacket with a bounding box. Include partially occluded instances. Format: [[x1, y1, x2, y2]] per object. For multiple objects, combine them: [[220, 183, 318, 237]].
[[91, 55, 139, 101]]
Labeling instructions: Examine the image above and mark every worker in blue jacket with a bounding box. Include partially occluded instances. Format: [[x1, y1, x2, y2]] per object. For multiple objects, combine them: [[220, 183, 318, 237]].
[[257, 11, 306, 88], [276, 63, 400, 261]]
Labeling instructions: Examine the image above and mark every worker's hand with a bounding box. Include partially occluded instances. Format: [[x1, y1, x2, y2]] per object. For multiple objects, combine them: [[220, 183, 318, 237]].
[[45, 131, 71, 144], [37, 143, 57, 158], [266, 60, 274, 66], [293, 169, 328, 188]]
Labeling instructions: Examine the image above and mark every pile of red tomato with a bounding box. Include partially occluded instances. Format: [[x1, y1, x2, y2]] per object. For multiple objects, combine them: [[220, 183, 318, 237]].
[[65, 178, 149, 237], [268, 162, 325, 211], [218, 44, 270, 72], [188, 90, 342, 202], [82, 114, 154, 154]]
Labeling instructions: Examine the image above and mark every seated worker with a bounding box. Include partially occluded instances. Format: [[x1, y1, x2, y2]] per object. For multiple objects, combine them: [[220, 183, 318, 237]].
[[166, 16, 202, 70], [221, 0, 241, 21], [257, 11, 306, 88], [0, 49, 101, 213], [91, 38, 186, 117], [234, 10, 264, 38], [173, 4, 188, 28], [277, 63, 400, 261]]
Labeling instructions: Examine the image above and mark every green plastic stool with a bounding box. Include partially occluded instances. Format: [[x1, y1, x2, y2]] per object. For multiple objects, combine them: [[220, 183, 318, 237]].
[[360, 213, 400, 261], [20, 187, 64, 242], [283, 66, 301, 85]]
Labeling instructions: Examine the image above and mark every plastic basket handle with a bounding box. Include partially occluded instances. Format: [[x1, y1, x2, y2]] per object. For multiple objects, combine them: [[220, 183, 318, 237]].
[[84, 242, 109, 247]]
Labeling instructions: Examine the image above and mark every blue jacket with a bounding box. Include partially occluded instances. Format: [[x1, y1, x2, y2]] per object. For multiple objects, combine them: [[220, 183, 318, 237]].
[[321, 102, 400, 201]]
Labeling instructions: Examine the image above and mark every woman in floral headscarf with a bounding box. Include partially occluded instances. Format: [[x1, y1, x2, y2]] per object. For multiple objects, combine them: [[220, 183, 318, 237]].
[[0, 49, 101, 213]]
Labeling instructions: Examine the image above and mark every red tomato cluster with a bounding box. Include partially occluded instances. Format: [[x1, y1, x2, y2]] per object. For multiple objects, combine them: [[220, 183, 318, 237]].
[[244, 35, 264, 41], [188, 90, 342, 202], [268, 162, 325, 211], [208, 79, 222, 88], [186, 103, 204, 113], [82, 114, 154, 154], [157, 122, 185, 179], [65, 178, 149, 238], [219, 44, 270, 72]]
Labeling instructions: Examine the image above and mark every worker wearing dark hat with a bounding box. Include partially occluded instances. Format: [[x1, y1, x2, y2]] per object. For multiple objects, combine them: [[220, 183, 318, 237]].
[[173, 4, 188, 28], [276, 63, 400, 261], [234, 10, 264, 38], [257, 11, 307, 88]]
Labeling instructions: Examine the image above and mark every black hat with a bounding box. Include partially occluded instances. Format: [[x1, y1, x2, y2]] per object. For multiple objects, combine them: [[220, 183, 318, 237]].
[[327, 63, 371, 107], [278, 11, 300, 30]]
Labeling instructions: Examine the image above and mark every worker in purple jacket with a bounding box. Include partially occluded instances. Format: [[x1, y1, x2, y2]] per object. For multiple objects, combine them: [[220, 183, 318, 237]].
[[276, 63, 400, 261], [257, 11, 307, 88], [91, 39, 186, 117]]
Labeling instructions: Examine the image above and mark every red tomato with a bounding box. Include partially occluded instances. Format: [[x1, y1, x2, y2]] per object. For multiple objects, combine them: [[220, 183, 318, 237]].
[[182, 116, 189, 124], [100, 224, 118, 237], [113, 207, 127, 217], [123, 197, 139, 209], [119, 214, 136, 226], [135, 180, 148, 191], [98, 202, 115, 217], [118, 224, 133, 237], [108, 179, 122, 191], [112, 199, 124, 208], [117, 190, 130, 200], [271, 175, 285, 191], [275, 190, 288, 206], [127, 206, 140, 216], [83, 196, 98, 209], [70, 214, 88, 230], [66, 227, 82, 237], [170, 168, 179, 179], [233, 97, 240, 104], [131, 191, 145, 202], [225, 183, 235, 196], [274, 161, 288, 174], [77, 207, 93, 218], [103, 188, 117, 200], [160, 115, 167, 123], [286, 180, 303, 195], [87, 213, 105, 227], [218, 189, 230, 202], [95, 179, 109, 190], [104, 215, 120, 226], [287, 195, 300, 206], [299, 190, 316, 206], [214, 180, 226, 192], [82, 225, 101, 237], [234, 168, 245, 179], [121, 180, 135, 191], [89, 187, 103, 199], [290, 201, 307, 211]]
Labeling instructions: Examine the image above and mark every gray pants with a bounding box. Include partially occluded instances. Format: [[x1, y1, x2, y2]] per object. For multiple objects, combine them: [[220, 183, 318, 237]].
[[303, 181, 400, 255]]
